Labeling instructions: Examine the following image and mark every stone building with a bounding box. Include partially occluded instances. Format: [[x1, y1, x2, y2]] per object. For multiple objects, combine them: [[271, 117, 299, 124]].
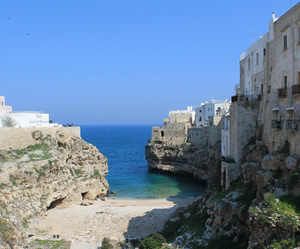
[[222, 3, 300, 189], [261, 3, 300, 154], [151, 106, 195, 145]]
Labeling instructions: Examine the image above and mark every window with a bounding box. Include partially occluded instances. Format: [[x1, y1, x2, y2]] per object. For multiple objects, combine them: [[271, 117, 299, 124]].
[[256, 53, 259, 65], [284, 35, 288, 50], [248, 58, 250, 70], [241, 68, 244, 75], [263, 48, 266, 56], [284, 76, 288, 88]]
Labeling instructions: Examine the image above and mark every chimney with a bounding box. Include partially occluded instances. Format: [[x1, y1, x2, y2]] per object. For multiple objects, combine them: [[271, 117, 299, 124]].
[[272, 12, 275, 19]]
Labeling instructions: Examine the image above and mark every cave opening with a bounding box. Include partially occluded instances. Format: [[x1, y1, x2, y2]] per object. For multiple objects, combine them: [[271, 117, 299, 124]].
[[46, 197, 66, 211]]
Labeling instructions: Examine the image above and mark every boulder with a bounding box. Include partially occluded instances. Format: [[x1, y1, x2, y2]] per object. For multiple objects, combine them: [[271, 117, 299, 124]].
[[285, 155, 300, 171], [261, 154, 285, 171]]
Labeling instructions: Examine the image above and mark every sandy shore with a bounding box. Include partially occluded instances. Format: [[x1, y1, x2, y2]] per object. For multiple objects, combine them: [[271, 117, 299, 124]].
[[28, 198, 194, 249]]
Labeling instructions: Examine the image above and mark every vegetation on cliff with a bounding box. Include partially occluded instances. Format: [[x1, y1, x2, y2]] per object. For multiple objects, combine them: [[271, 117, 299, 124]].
[[0, 130, 109, 248]]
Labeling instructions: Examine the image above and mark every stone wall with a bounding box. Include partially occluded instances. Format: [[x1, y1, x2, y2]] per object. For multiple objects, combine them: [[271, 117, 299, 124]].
[[187, 127, 209, 148], [0, 127, 81, 150], [230, 101, 259, 167]]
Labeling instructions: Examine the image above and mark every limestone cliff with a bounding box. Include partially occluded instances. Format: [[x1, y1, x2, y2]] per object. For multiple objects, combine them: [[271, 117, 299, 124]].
[[145, 140, 221, 185], [160, 141, 300, 249], [0, 130, 109, 248]]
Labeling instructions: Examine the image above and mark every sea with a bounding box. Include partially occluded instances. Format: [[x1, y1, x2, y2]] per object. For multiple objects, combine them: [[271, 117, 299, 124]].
[[81, 125, 206, 199]]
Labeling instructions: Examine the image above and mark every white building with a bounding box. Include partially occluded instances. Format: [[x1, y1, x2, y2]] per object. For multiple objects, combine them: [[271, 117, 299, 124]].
[[195, 100, 230, 128], [239, 13, 277, 100], [0, 96, 61, 128]]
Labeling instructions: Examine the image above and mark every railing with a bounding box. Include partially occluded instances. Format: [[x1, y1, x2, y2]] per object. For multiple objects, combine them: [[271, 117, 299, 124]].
[[271, 120, 282, 129], [286, 119, 298, 130], [278, 88, 287, 98], [292, 85, 300, 95]]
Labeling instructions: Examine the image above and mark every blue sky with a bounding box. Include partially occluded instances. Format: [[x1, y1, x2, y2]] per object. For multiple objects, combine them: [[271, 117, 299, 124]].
[[0, 1, 296, 124]]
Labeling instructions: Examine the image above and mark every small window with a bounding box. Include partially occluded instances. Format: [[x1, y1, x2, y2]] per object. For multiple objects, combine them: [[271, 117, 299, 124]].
[[284, 76, 288, 88], [241, 68, 244, 75], [256, 53, 259, 65], [284, 35, 288, 50], [263, 48, 266, 56], [248, 58, 250, 70]]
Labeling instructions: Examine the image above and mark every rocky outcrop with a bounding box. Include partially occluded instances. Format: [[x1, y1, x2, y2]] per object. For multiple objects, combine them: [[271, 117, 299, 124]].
[[0, 130, 109, 248], [145, 141, 221, 184], [160, 141, 300, 249]]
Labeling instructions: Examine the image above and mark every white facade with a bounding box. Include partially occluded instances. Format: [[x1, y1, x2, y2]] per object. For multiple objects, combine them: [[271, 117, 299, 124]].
[[0, 96, 61, 128], [0, 96, 12, 113], [195, 100, 230, 128], [239, 14, 278, 99]]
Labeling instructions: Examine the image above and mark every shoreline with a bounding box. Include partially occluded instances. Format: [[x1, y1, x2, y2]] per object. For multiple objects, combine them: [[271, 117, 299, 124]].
[[28, 197, 194, 249]]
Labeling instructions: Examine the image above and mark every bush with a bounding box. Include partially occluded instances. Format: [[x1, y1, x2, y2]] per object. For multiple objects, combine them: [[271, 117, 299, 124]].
[[140, 237, 160, 249], [140, 233, 166, 249], [102, 237, 113, 249]]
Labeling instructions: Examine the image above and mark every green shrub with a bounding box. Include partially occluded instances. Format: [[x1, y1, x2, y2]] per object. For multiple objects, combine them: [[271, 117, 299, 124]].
[[264, 238, 300, 249], [101, 237, 113, 249], [140, 233, 167, 249], [140, 237, 161, 249]]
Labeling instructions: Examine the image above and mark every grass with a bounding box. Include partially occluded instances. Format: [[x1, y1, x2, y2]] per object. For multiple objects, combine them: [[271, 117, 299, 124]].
[[74, 168, 82, 176], [0, 183, 6, 190], [32, 239, 69, 249], [92, 170, 100, 178], [250, 193, 299, 232], [0, 218, 17, 247]]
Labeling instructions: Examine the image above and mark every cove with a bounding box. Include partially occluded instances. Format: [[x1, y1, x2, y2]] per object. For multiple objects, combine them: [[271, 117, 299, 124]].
[[81, 125, 206, 199]]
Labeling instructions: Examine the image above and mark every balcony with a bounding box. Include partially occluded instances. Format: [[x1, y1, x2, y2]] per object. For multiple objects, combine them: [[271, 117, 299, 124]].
[[286, 119, 298, 130], [231, 95, 238, 102], [292, 85, 300, 95], [278, 88, 287, 98], [271, 120, 282, 129]]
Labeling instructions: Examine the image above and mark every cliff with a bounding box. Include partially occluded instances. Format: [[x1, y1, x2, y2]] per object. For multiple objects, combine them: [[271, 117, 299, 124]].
[[145, 140, 221, 185], [158, 141, 300, 249], [0, 130, 109, 248]]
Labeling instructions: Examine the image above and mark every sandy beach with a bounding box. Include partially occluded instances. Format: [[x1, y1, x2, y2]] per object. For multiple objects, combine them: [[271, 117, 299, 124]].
[[28, 198, 194, 249]]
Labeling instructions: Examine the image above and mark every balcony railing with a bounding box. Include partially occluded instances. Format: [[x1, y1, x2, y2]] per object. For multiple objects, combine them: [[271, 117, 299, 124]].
[[271, 120, 282, 129], [231, 95, 238, 102], [278, 88, 287, 98], [286, 119, 298, 130], [292, 85, 300, 95]]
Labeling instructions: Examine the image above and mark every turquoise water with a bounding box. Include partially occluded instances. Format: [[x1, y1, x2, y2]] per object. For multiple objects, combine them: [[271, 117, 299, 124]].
[[81, 125, 205, 199]]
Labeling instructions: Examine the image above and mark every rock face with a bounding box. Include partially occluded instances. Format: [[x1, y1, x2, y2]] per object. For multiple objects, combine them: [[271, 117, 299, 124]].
[[145, 141, 221, 184], [0, 130, 109, 248], [161, 141, 300, 249]]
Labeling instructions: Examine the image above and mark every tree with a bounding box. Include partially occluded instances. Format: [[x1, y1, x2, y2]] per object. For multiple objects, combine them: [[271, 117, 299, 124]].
[[1, 116, 16, 127]]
